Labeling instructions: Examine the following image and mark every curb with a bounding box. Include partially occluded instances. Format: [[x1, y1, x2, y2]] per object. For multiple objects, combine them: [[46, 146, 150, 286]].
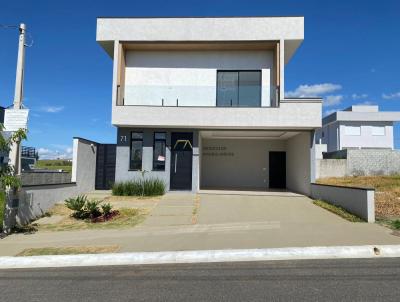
[[1, 245, 400, 269]]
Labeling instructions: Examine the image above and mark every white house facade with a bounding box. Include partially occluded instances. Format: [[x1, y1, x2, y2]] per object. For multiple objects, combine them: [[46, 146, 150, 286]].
[[96, 16, 322, 195], [316, 105, 400, 152]]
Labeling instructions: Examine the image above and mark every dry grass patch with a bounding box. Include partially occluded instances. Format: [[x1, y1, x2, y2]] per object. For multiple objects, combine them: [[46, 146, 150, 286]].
[[37, 204, 148, 232], [317, 175, 400, 218], [16, 245, 120, 256]]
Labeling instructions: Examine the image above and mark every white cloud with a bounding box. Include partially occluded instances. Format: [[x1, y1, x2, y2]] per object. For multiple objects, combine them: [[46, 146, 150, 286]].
[[355, 101, 375, 106], [382, 92, 400, 100], [351, 93, 368, 100], [38, 146, 73, 160], [324, 95, 343, 107], [285, 83, 342, 98], [39, 106, 65, 113]]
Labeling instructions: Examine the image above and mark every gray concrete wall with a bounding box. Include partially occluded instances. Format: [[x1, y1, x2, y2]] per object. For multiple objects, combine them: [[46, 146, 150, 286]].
[[316, 159, 347, 179], [286, 132, 312, 195], [115, 128, 199, 192], [317, 149, 400, 178], [21, 172, 71, 186], [16, 138, 97, 225], [346, 149, 400, 176], [310, 183, 375, 222], [200, 138, 285, 190]]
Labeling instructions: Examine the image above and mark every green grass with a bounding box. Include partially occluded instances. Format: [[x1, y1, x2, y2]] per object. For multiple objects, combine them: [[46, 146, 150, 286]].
[[0, 191, 4, 232], [112, 178, 166, 196], [35, 160, 72, 173], [313, 200, 365, 222], [392, 220, 400, 230]]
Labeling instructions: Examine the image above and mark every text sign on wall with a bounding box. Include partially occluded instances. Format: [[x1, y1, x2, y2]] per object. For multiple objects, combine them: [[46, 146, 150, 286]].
[[3, 109, 29, 131], [202, 146, 234, 157]]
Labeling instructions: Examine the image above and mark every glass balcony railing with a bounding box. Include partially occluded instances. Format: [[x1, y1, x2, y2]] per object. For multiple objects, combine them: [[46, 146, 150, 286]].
[[118, 85, 279, 107]]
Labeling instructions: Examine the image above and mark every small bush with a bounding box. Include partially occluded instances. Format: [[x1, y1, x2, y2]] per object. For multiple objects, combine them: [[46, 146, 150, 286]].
[[112, 178, 165, 196], [64, 196, 116, 222], [85, 200, 102, 218], [65, 195, 87, 218], [101, 203, 113, 216]]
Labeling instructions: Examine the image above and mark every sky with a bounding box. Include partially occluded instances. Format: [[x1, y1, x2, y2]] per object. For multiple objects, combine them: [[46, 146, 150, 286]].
[[1, 0, 400, 159]]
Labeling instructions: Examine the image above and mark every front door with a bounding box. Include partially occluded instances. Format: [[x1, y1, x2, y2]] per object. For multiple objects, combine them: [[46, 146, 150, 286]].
[[269, 151, 286, 189], [170, 132, 193, 190]]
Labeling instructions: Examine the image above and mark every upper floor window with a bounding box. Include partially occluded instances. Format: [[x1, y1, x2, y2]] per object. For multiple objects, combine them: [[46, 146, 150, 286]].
[[216, 71, 261, 107], [153, 132, 166, 171], [344, 126, 361, 136], [130, 132, 143, 170], [372, 126, 385, 136]]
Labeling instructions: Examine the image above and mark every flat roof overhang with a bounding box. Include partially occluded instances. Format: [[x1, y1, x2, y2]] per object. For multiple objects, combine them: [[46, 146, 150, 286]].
[[96, 16, 304, 63], [323, 112, 400, 125]]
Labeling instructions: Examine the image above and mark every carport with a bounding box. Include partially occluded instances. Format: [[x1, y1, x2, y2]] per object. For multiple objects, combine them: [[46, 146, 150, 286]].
[[199, 130, 313, 195]]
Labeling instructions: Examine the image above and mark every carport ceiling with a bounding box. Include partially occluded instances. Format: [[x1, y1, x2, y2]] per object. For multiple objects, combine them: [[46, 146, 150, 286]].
[[201, 131, 300, 140]]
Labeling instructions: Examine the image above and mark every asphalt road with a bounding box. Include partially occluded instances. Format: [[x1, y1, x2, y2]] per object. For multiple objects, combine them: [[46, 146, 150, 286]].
[[1, 258, 400, 301]]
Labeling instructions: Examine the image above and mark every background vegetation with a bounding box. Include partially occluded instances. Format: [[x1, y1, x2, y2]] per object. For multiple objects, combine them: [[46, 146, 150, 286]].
[[35, 160, 72, 173]]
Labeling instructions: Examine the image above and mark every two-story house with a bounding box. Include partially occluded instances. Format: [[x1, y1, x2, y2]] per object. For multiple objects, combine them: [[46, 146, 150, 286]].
[[96, 16, 322, 195], [316, 105, 400, 152]]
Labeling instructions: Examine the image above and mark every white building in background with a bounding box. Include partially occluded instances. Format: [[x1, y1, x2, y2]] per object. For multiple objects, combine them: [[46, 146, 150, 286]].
[[316, 105, 400, 152], [97, 16, 322, 195]]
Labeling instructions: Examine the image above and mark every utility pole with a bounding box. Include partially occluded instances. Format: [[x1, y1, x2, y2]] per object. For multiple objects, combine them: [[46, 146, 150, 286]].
[[9, 23, 26, 176], [3, 23, 26, 234]]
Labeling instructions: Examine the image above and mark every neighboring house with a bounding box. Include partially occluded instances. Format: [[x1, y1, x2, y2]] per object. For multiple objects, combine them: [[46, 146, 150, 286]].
[[96, 16, 322, 195], [316, 105, 400, 152]]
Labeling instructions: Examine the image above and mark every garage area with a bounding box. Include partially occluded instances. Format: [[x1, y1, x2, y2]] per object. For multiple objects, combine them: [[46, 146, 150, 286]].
[[199, 130, 313, 195]]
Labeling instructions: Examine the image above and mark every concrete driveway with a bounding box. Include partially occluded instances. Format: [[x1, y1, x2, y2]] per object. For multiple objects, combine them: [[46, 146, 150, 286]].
[[0, 192, 399, 256]]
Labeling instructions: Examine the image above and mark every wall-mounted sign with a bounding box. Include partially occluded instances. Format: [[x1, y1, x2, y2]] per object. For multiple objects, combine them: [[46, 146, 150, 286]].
[[3, 109, 29, 132], [202, 146, 234, 157]]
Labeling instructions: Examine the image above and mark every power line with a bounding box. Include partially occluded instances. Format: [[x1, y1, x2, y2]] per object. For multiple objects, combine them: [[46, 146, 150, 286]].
[[0, 24, 34, 47]]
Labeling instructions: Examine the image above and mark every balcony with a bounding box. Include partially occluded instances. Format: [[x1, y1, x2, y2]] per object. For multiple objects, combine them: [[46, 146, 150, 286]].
[[117, 84, 279, 108], [112, 95, 322, 130]]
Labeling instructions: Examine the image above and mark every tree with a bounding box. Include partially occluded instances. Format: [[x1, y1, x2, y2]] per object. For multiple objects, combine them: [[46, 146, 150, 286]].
[[0, 125, 27, 233]]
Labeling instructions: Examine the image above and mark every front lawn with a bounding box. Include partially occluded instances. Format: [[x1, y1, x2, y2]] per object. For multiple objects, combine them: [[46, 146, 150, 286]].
[[36, 204, 148, 232], [317, 175, 400, 229]]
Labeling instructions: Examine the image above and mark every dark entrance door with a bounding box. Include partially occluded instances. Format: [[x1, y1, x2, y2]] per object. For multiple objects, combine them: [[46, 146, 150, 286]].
[[269, 151, 286, 189], [95, 144, 116, 190], [170, 132, 193, 190]]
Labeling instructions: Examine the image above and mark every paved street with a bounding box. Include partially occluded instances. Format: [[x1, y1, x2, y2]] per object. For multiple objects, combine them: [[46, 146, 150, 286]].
[[1, 258, 400, 301]]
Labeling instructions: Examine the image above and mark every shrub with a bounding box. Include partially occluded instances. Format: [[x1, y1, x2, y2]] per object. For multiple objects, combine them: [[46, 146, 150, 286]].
[[65, 195, 87, 218], [85, 200, 102, 218], [101, 203, 113, 216], [112, 178, 165, 196]]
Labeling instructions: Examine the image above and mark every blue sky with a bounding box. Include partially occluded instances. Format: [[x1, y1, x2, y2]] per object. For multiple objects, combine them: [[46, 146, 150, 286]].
[[1, 0, 399, 158]]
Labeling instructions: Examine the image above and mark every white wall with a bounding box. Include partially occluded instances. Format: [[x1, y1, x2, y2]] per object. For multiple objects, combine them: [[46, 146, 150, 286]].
[[286, 132, 311, 195], [339, 121, 394, 150], [200, 138, 285, 190], [124, 50, 274, 107]]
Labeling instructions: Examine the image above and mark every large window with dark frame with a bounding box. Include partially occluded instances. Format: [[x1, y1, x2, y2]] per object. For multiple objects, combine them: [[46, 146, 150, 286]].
[[153, 132, 166, 171], [216, 70, 262, 107], [130, 132, 143, 170]]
